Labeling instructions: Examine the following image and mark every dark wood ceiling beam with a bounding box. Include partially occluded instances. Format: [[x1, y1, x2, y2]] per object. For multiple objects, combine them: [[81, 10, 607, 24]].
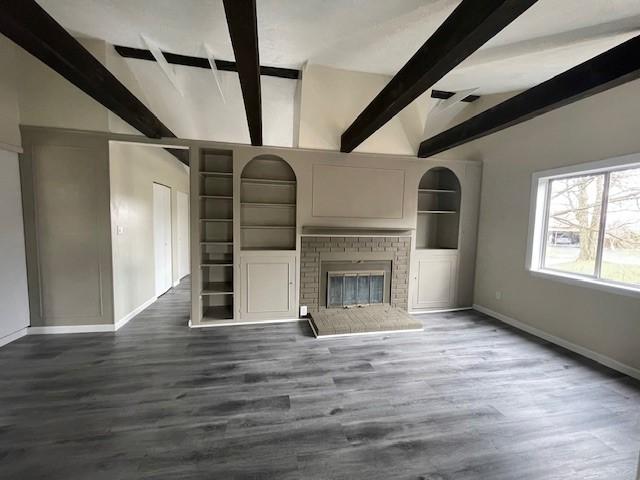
[[340, 0, 538, 153], [222, 0, 262, 146], [418, 34, 640, 158], [114, 45, 300, 80], [0, 0, 177, 141], [431, 90, 480, 103]]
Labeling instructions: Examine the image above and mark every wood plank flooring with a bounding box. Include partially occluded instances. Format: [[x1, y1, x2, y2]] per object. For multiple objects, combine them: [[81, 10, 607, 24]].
[[0, 277, 638, 479]]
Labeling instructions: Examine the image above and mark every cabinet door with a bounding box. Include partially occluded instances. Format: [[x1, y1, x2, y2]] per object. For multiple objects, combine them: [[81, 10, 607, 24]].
[[412, 252, 458, 309], [240, 253, 296, 320]]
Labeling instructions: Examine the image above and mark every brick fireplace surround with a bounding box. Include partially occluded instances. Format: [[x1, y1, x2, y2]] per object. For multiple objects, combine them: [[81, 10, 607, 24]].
[[300, 235, 411, 312]]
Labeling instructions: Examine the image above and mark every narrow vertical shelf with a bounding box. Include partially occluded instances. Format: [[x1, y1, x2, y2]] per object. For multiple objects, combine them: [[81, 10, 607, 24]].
[[197, 149, 235, 322]]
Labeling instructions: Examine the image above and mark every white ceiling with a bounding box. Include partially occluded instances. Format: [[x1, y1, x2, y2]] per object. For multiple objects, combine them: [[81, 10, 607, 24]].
[[37, 0, 640, 94]]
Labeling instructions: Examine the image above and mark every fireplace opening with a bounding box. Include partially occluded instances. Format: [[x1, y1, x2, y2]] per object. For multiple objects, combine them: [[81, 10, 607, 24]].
[[321, 260, 392, 308], [327, 271, 385, 307]]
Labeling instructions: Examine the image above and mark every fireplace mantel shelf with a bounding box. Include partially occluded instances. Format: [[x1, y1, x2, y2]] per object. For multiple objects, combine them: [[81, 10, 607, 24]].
[[301, 226, 414, 237]]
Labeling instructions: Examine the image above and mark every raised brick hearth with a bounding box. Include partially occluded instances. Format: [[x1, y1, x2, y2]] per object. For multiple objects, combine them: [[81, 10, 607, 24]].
[[300, 235, 410, 312]]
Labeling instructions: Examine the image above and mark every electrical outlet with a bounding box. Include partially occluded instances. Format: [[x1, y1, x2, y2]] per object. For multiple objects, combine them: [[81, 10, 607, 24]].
[[495, 291, 502, 300], [300, 306, 308, 317]]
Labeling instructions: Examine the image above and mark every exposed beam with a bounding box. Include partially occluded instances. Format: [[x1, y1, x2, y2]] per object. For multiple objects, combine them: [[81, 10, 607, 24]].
[[431, 90, 480, 103], [418, 34, 640, 158], [222, 0, 262, 146], [340, 0, 538, 153], [0, 0, 176, 140], [114, 45, 300, 80]]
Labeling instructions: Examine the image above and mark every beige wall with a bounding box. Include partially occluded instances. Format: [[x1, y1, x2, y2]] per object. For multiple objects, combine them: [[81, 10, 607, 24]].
[[20, 127, 114, 327], [109, 142, 189, 323], [0, 149, 30, 342], [453, 79, 640, 374], [297, 64, 428, 155], [0, 36, 21, 149], [16, 38, 110, 132]]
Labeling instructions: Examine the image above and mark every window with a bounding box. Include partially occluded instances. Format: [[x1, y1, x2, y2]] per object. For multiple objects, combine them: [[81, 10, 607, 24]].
[[528, 155, 640, 294]]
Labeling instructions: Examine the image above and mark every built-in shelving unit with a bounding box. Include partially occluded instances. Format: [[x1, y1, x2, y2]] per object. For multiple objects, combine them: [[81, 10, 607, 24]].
[[198, 149, 234, 321], [240, 155, 297, 250], [416, 167, 461, 249]]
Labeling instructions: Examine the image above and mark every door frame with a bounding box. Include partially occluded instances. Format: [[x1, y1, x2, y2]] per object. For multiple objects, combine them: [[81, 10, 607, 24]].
[[153, 182, 173, 297]]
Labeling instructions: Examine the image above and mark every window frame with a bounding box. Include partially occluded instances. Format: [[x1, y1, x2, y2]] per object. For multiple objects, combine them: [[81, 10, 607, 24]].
[[526, 153, 640, 299]]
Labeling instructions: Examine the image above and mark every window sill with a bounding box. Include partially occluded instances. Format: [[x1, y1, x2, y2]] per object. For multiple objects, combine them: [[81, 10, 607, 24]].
[[529, 268, 640, 300]]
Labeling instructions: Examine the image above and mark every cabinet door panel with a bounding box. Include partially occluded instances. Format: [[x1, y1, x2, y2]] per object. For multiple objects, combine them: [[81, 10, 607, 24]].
[[412, 253, 457, 309], [240, 253, 296, 319]]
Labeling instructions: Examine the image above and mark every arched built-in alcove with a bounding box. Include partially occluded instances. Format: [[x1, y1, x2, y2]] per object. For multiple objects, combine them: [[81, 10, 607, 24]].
[[416, 167, 461, 249], [240, 155, 297, 250]]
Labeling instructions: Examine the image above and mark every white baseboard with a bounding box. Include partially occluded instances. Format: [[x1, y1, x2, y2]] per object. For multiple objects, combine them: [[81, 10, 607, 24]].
[[189, 318, 304, 328], [473, 304, 640, 381], [0, 327, 28, 347], [29, 324, 116, 335], [114, 296, 157, 331], [173, 280, 180, 287], [411, 306, 472, 315]]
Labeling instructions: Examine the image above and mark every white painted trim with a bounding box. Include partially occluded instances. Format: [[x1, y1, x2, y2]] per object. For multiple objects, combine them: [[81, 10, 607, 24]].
[[0, 327, 28, 347], [29, 324, 116, 335], [173, 280, 180, 287], [114, 296, 157, 331], [308, 319, 423, 338], [526, 153, 640, 295], [0, 142, 23, 154], [411, 306, 472, 314], [473, 304, 640, 381], [189, 318, 304, 328]]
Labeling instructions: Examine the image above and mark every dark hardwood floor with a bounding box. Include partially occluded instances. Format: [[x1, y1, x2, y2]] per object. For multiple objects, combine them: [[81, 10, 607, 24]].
[[1, 278, 638, 479]]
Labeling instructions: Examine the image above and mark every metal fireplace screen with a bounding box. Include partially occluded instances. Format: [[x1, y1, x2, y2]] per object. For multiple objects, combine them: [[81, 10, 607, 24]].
[[327, 271, 385, 308]]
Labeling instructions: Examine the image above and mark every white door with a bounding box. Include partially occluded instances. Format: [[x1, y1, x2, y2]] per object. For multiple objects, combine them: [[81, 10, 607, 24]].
[[177, 191, 190, 280], [153, 183, 172, 296]]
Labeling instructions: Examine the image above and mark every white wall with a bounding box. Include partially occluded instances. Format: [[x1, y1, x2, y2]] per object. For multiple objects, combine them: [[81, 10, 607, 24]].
[[0, 149, 30, 345], [450, 79, 640, 375], [109, 143, 189, 324]]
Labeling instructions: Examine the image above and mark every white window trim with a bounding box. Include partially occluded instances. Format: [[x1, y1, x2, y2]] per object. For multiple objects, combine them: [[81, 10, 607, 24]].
[[526, 152, 640, 299]]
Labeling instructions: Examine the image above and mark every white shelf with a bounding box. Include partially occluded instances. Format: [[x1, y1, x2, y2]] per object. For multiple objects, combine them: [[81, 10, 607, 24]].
[[200, 218, 232, 223], [241, 225, 295, 230], [418, 189, 457, 194], [201, 262, 233, 267], [241, 202, 296, 208], [201, 241, 234, 245], [200, 171, 232, 177], [200, 195, 233, 199], [418, 210, 458, 214], [241, 178, 295, 186], [201, 282, 234, 295]]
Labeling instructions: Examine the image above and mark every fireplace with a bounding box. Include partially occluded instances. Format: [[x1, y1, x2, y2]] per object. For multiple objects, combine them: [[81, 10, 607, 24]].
[[322, 260, 391, 308], [300, 228, 411, 313]]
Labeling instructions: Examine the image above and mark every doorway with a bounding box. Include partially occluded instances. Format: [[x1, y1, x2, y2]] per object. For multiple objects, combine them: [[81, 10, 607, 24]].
[[153, 182, 173, 296]]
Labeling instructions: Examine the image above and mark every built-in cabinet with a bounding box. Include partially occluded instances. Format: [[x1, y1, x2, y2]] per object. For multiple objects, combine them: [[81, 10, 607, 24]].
[[412, 167, 463, 311], [191, 150, 299, 325]]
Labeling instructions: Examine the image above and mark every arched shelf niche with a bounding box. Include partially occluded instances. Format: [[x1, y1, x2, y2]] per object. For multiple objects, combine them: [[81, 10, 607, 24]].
[[240, 155, 297, 250], [416, 167, 461, 249]]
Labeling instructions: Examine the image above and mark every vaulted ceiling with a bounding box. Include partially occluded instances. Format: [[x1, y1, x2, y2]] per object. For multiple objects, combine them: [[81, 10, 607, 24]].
[[36, 0, 640, 94]]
